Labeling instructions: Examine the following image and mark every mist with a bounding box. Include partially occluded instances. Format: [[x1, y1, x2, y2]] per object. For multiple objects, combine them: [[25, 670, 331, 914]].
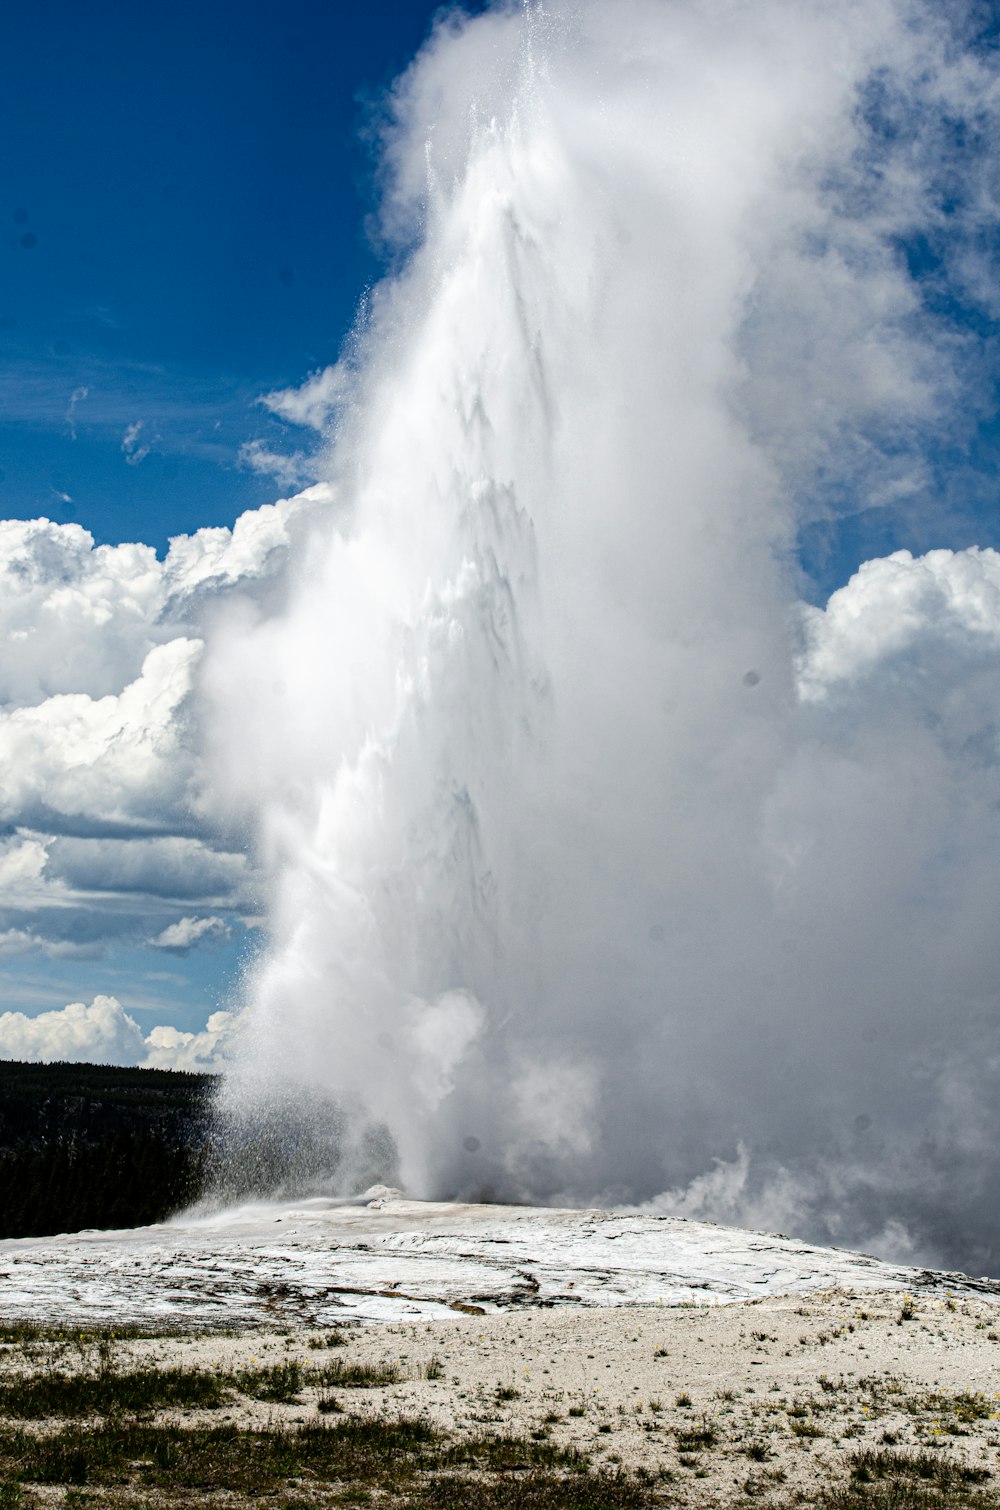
[[201, 0, 1000, 1274]]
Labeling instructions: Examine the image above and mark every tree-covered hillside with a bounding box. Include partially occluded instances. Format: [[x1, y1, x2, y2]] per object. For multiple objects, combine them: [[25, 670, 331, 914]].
[[0, 1061, 215, 1238]]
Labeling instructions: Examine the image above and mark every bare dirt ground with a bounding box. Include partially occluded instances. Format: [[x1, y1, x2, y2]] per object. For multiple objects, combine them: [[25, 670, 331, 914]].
[[2, 1286, 1000, 1506]]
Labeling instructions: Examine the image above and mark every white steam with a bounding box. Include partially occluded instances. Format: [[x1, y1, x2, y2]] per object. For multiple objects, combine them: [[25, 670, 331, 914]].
[[205, 0, 1000, 1270]]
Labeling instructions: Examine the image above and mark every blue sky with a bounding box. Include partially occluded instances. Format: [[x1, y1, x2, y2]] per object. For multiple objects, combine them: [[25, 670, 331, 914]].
[[1, 0, 486, 551]]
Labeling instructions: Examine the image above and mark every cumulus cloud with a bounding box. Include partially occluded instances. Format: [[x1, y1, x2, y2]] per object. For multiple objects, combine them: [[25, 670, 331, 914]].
[[150, 915, 232, 953], [0, 994, 237, 1071], [0, 639, 201, 833], [0, 490, 330, 963], [798, 547, 1000, 699], [0, 995, 147, 1065], [142, 1011, 240, 1072]]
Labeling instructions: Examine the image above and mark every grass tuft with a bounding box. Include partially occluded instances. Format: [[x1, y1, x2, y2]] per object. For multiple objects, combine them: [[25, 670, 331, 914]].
[[850, 1448, 989, 1487], [236, 1359, 305, 1402], [313, 1357, 401, 1388], [674, 1425, 716, 1452]]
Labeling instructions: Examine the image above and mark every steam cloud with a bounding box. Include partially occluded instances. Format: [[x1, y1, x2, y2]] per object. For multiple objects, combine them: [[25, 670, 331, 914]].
[[205, 0, 1000, 1272]]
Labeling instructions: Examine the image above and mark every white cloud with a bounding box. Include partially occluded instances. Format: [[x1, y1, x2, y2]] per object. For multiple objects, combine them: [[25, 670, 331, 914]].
[[142, 1010, 240, 1072], [121, 420, 151, 466], [237, 439, 312, 491], [0, 491, 331, 958], [150, 915, 231, 953], [0, 995, 147, 1065], [65, 385, 88, 439], [0, 994, 239, 1071], [0, 928, 103, 961], [161, 485, 332, 605], [0, 639, 201, 832], [798, 547, 1000, 700], [259, 363, 347, 431], [0, 495, 330, 711]]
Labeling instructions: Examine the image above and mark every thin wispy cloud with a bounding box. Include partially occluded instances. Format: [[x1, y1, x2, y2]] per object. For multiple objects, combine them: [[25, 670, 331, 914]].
[[238, 438, 314, 491], [0, 354, 261, 466], [65, 384, 88, 439], [259, 363, 347, 432], [121, 420, 151, 466]]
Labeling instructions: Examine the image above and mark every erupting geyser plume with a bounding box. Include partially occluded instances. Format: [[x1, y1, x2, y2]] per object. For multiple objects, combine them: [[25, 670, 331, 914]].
[[203, 0, 1000, 1271]]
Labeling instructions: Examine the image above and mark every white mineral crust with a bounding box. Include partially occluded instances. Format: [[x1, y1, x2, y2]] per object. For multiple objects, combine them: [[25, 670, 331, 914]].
[[0, 1196, 994, 1329]]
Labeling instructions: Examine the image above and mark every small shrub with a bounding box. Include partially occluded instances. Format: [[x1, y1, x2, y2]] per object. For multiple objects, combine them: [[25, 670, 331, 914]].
[[675, 1425, 716, 1452]]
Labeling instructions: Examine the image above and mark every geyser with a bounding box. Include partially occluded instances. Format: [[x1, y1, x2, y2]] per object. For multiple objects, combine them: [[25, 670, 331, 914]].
[[204, 0, 1000, 1272]]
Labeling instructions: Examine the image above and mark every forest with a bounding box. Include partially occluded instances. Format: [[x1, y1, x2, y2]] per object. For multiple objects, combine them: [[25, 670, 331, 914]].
[[0, 1061, 215, 1238]]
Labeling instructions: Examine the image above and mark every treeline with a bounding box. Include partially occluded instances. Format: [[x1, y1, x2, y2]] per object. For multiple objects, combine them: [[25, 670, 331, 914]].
[[0, 1061, 216, 1239]]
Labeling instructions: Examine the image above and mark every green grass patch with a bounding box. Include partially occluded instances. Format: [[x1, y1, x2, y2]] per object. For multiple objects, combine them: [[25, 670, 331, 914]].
[[790, 1418, 826, 1438], [313, 1357, 402, 1388], [235, 1359, 305, 1402], [0, 1323, 191, 1346], [0, 1417, 591, 1501], [416, 1471, 668, 1508], [674, 1425, 716, 1452], [821, 1481, 997, 1509], [438, 1431, 587, 1473], [918, 1392, 994, 1425], [0, 1364, 228, 1417], [850, 1448, 990, 1487], [0, 1415, 440, 1493], [307, 1330, 349, 1349]]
